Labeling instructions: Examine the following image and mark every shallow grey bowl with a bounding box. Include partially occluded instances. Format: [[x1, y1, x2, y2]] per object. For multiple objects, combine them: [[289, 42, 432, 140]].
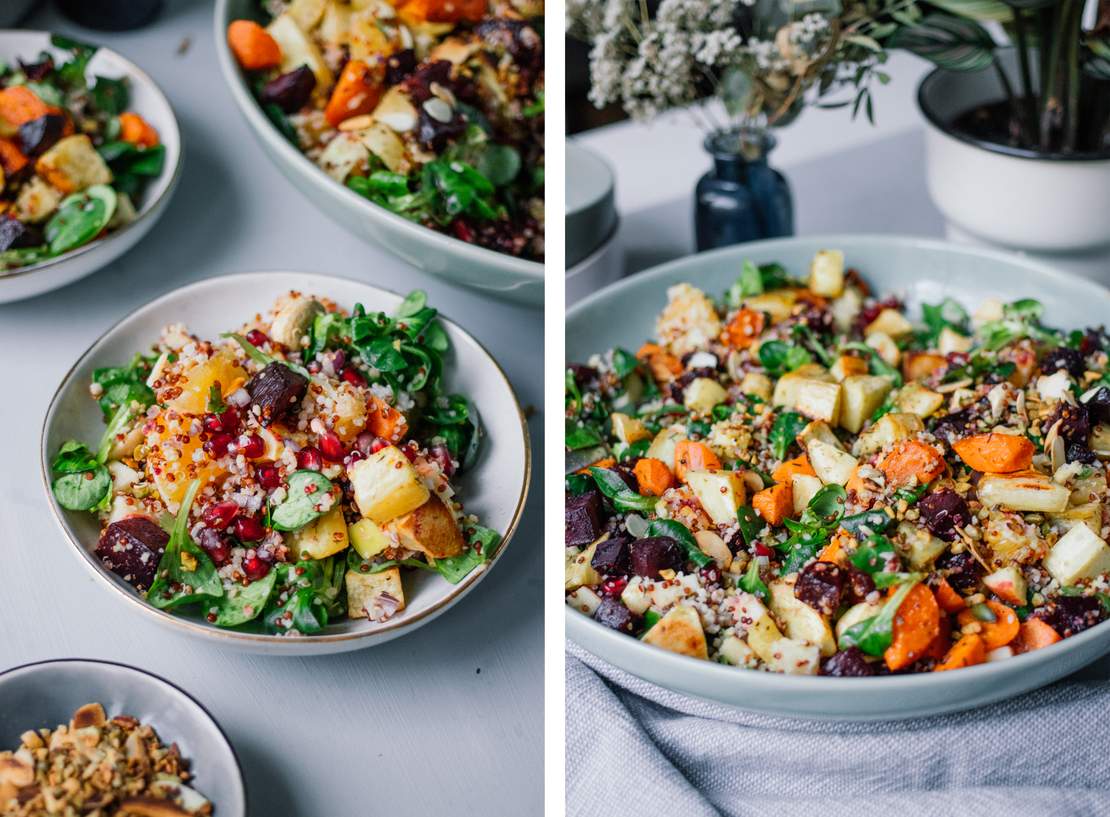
[[566, 234, 1110, 720], [0, 659, 247, 815]]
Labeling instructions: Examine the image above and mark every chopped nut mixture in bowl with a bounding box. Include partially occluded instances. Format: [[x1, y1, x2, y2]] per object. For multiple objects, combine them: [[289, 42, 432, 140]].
[[42, 273, 530, 655], [0, 659, 245, 817], [565, 236, 1110, 719]]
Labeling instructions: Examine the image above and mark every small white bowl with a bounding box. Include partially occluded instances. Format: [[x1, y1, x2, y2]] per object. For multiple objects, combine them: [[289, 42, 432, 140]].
[[213, 0, 543, 306], [0, 30, 182, 304], [41, 272, 531, 655], [0, 659, 247, 817]]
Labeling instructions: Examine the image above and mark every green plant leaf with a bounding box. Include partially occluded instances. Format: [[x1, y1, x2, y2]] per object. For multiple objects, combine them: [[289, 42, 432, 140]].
[[738, 558, 769, 599], [928, 0, 1013, 21], [589, 467, 657, 513], [147, 480, 224, 609], [770, 411, 807, 460], [888, 13, 998, 71], [269, 470, 336, 531]]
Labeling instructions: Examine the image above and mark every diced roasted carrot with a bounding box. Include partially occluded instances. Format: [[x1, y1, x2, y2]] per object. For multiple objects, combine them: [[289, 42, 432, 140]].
[[324, 58, 385, 127], [934, 633, 987, 671], [845, 465, 870, 498], [227, 20, 282, 70], [956, 600, 1019, 650], [752, 482, 792, 527], [720, 308, 765, 349], [772, 454, 815, 485], [636, 342, 682, 383], [366, 395, 408, 443], [576, 457, 615, 475], [1013, 618, 1062, 654], [952, 433, 1034, 474], [817, 532, 852, 566], [879, 440, 946, 487], [634, 457, 674, 497], [118, 112, 159, 148], [884, 583, 942, 671], [933, 577, 966, 613], [902, 352, 947, 382], [674, 440, 721, 483], [0, 86, 53, 127], [0, 137, 28, 176], [399, 0, 487, 24]]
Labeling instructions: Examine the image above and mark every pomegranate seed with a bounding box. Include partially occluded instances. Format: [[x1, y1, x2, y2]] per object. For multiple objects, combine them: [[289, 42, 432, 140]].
[[345, 449, 365, 465], [754, 542, 773, 558], [243, 555, 271, 581], [318, 431, 346, 462], [238, 433, 265, 458], [256, 462, 282, 490], [203, 432, 233, 458], [600, 577, 627, 597], [699, 565, 722, 585], [370, 438, 389, 454], [297, 446, 323, 471], [202, 413, 224, 433], [218, 406, 240, 432], [355, 432, 376, 455], [246, 329, 269, 347], [196, 527, 230, 565], [401, 443, 418, 462], [202, 500, 239, 531], [428, 443, 456, 477], [453, 219, 474, 243], [234, 515, 266, 542], [340, 367, 366, 387]]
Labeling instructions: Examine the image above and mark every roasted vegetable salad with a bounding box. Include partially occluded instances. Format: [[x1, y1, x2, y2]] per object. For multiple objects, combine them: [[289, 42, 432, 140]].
[[566, 250, 1110, 676], [52, 290, 499, 635], [0, 36, 166, 272], [227, 0, 543, 260]]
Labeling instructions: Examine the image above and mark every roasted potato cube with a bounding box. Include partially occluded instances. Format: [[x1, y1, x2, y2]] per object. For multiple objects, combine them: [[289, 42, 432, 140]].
[[687, 470, 746, 526], [360, 121, 409, 174], [806, 438, 858, 485], [392, 494, 464, 558], [978, 473, 1069, 513], [742, 290, 797, 323], [766, 637, 821, 675], [349, 7, 397, 62], [830, 286, 863, 332], [611, 412, 650, 445], [1044, 524, 1110, 586], [349, 446, 430, 524], [938, 326, 973, 355], [268, 13, 334, 89], [739, 371, 772, 401], [684, 377, 728, 414], [894, 382, 944, 419], [566, 543, 602, 591], [865, 331, 901, 367], [808, 249, 844, 297], [642, 604, 708, 659], [289, 506, 349, 560], [317, 133, 368, 182], [566, 586, 603, 616], [645, 425, 687, 467], [288, 0, 327, 29], [830, 354, 869, 381], [348, 517, 392, 560], [346, 566, 405, 620], [902, 352, 947, 383], [896, 520, 947, 569], [798, 420, 843, 451], [1050, 502, 1103, 537], [774, 375, 842, 424], [769, 578, 836, 656], [620, 575, 651, 614], [35, 135, 112, 193], [854, 411, 924, 457], [718, 634, 756, 667], [839, 375, 892, 434], [14, 175, 62, 222], [791, 474, 823, 514], [865, 308, 913, 340], [744, 611, 785, 664]]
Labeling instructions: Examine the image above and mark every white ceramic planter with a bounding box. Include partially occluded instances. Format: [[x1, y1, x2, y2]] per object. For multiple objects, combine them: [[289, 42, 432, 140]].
[[919, 52, 1110, 279]]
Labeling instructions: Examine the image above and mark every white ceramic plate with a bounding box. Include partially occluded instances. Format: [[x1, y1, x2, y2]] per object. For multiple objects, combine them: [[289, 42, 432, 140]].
[[212, 0, 543, 306], [0, 659, 247, 817], [566, 234, 1110, 720], [42, 272, 531, 655], [0, 30, 182, 303]]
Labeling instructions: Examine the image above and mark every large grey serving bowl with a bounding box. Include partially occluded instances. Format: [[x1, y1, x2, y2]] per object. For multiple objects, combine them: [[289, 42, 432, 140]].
[[566, 234, 1110, 721], [213, 0, 543, 306], [0, 659, 247, 815]]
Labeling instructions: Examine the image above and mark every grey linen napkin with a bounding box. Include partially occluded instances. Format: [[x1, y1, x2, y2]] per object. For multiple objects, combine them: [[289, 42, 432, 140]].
[[566, 642, 1110, 817]]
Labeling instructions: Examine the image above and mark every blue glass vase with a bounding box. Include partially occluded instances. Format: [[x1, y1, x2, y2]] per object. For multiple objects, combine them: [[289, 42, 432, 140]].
[[694, 129, 794, 252]]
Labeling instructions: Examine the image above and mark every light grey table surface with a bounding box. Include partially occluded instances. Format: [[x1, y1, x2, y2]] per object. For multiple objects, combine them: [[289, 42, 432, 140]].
[[2, 2, 544, 816]]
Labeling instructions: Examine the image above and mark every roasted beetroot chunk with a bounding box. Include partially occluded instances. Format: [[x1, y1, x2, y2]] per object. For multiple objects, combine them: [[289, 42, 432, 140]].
[[261, 66, 316, 113], [591, 535, 630, 575], [593, 597, 640, 634], [96, 518, 169, 591], [565, 490, 603, 547], [821, 647, 876, 677], [247, 362, 308, 424], [1033, 595, 1104, 638], [629, 536, 683, 578], [918, 489, 971, 541], [795, 561, 845, 616]]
